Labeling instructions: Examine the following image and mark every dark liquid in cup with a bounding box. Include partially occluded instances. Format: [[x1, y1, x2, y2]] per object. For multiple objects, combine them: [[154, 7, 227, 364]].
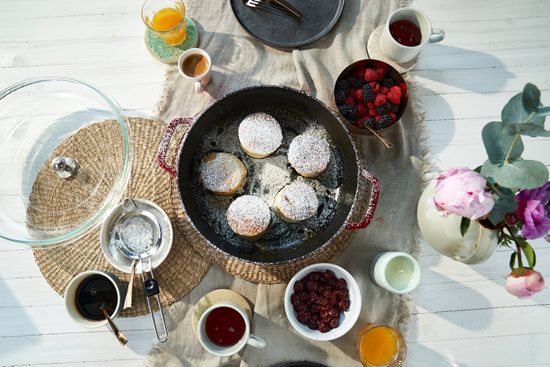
[[205, 307, 246, 347], [182, 54, 209, 77], [75, 274, 118, 321], [389, 19, 422, 47]]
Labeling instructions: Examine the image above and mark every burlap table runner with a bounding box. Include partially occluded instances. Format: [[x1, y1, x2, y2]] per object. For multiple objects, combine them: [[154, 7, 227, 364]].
[[145, 0, 426, 366]]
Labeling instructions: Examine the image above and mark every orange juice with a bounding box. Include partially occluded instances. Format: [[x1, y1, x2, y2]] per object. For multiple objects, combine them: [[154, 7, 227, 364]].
[[356, 325, 406, 367], [142, 0, 187, 46]]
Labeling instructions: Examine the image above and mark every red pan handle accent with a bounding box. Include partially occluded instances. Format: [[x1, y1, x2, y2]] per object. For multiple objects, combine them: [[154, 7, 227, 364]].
[[156, 117, 193, 178], [345, 168, 380, 230]]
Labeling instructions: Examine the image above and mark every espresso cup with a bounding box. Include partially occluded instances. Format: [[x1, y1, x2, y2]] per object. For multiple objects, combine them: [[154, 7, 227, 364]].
[[64, 270, 124, 328], [197, 302, 266, 356], [379, 7, 445, 63], [177, 48, 212, 94], [370, 252, 421, 294]]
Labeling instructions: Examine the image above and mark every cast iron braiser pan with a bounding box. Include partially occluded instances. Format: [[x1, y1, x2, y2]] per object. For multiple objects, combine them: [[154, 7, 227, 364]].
[[157, 85, 379, 264]]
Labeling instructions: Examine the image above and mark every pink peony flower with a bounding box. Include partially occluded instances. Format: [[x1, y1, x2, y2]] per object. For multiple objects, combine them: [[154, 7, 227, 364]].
[[515, 181, 550, 240], [433, 167, 495, 220], [505, 269, 545, 298]]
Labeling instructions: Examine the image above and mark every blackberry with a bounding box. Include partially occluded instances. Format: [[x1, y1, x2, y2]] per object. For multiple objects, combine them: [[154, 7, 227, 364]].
[[377, 114, 393, 129], [361, 84, 375, 101], [346, 76, 364, 89], [335, 89, 346, 103], [362, 117, 375, 129], [335, 79, 350, 94], [390, 103, 400, 113], [376, 102, 391, 114], [381, 77, 395, 88], [338, 104, 358, 121]]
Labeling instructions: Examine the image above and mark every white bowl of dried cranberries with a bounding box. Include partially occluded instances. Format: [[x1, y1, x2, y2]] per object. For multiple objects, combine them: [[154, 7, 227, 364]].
[[284, 263, 361, 341]]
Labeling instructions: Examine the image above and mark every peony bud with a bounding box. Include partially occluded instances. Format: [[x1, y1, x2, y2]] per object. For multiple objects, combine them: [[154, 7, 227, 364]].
[[505, 269, 545, 298], [433, 167, 495, 220]]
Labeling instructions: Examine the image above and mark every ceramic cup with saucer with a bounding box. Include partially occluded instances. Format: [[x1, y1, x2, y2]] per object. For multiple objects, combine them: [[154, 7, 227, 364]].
[[177, 48, 212, 94], [370, 252, 421, 294], [375, 7, 445, 65], [64, 270, 125, 328], [197, 301, 265, 356]]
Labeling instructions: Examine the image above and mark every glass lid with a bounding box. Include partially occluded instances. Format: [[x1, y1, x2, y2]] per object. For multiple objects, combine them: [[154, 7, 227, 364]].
[[0, 77, 133, 247]]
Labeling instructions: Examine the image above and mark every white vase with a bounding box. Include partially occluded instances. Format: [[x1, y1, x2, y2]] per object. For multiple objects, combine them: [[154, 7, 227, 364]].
[[417, 181, 498, 265]]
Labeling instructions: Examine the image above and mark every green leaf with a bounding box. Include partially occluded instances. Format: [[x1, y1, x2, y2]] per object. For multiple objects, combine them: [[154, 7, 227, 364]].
[[537, 106, 550, 116], [504, 122, 550, 137], [482, 121, 524, 164], [460, 217, 471, 237], [501, 93, 545, 126], [518, 241, 536, 268], [509, 251, 517, 270], [481, 159, 549, 189], [522, 83, 541, 113], [488, 195, 517, 226]]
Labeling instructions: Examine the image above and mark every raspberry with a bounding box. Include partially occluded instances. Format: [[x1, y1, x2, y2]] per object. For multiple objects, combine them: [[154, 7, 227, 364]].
[[369, 82, 381, 94], [356, 104, 368, 117], [361, 84, 375, 101], [354, 67, 365, 79], [366, 101, 375, 109], [382, 77, 395, 87], [380, 87, 390, 95], [387, 86, 402, 105], [375, 67, 386, 80], [338, 104, 358, 121], [399, 82, 407, 93], [343, 96, 355, 106], [374, 94, 387, 106], [352, 88, 364, 102], [335, 79, 350, 94], [377, 114, 393, 129], [346, 76, 364, 88], [368, 108, 377, 117], [388, 112, 397, 123], [334, 89, 346, 103], [364, 68, 379, 82], [376, 102, 391, 114]]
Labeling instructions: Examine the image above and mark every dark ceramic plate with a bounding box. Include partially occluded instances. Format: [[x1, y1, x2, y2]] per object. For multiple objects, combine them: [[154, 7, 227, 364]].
[[230, 0, 345, 50]]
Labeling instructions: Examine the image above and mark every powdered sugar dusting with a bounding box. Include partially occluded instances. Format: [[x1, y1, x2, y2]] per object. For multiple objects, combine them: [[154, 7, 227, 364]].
[[200, 153, 246, 194], [276, 182, 318, 221], [288, 134, 330, 177], [226, 195, 271, 237], [189, 105, 344, 253], [239, 112, 283, 157]]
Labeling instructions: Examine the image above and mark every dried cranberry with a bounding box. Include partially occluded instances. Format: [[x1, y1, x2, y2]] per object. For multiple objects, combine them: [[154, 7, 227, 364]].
[[306, 280, 318, 292], [330, 317, 340, 328], [299, 292, 310, 302], [294, 280, 304, 292], [297, 312, 311, 323], [319, 323, 331, 333], [308, 272, 321, 281], [297, 303, 307, 313], [335, 289, 348, 300], [329, 293, 338, 306], [309, 292, 319, 303], [308, 319, 319, 330], [338, 299, 350, 311], [323, 270, 336, 281], [310, 304, 319, 314], [290, 294, 301, 306], [336, 278, 348, 289]]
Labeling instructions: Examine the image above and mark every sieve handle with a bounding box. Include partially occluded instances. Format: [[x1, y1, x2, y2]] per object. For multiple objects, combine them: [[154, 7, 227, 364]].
[[345, 168, 380, 230], [142, 259, 168, 343], [157, 117, 194, 178]]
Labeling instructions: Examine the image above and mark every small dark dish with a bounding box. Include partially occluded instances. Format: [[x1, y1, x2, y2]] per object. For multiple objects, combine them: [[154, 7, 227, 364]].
[[334, 59, 408, 131]]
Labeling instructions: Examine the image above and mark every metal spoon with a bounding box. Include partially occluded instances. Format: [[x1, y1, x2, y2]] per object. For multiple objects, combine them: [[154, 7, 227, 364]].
[[100, 303, 128, 346]]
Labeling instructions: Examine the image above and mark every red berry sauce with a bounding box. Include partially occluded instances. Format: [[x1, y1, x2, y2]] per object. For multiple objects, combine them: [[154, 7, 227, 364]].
[[389, 19, 421, 47], [205, 306, 246, 346]]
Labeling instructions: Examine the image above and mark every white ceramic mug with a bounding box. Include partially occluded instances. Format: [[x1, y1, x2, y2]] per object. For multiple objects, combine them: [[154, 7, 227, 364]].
[[177, 48, 212, 94], [197, 302, 266, 356], [370, 252, 421, 294], [64, 270, 124, 328], [379, 7, 445, 63]]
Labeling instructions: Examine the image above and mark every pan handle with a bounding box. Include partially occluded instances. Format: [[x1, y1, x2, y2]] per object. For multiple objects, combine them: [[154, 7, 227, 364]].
[[345, 168, 380, 230], [156, 117, 193, 178]]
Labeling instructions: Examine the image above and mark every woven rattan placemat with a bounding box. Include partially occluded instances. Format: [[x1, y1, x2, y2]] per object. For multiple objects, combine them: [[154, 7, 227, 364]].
[[32, 117, 211, 317]]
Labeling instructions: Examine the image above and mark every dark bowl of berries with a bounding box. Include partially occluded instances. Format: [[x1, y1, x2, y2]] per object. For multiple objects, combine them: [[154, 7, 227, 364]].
[[334, 59, 408, 132], [284, 263, 361, 341]]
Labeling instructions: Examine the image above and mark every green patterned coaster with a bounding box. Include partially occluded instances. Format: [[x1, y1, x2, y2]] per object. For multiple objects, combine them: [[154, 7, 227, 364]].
[[144, 17, 199, 64]]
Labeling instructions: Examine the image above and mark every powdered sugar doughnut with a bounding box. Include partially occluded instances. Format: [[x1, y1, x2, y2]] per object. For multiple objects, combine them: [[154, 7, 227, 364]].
[[238, 112, 283, 158], [288, 134, 330, 177], [199, 152, 247, 196], [274, 182, 318, 223], [226, 195, 271, 239]]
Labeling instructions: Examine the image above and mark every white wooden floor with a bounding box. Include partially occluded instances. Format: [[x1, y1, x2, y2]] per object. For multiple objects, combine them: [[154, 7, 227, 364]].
[[1, 0, 549, 366]]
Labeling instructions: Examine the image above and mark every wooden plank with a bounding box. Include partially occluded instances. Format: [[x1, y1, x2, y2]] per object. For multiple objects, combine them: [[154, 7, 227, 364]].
[[0, 0, 139, 19]]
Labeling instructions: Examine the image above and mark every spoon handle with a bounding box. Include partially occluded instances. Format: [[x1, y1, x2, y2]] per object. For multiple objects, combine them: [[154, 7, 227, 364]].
[[101, 307, 128, 346], [124, 260, 137, 309]]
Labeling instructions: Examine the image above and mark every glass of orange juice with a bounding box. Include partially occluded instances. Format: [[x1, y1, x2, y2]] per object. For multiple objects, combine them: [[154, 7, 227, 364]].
[[141, 0, 187, 46], [356, 324, 407, 367]]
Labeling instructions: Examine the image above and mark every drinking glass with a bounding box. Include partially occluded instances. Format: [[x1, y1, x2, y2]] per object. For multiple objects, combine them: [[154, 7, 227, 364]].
[[356, 324, 407, 367], [141, 0, 187, 46]]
